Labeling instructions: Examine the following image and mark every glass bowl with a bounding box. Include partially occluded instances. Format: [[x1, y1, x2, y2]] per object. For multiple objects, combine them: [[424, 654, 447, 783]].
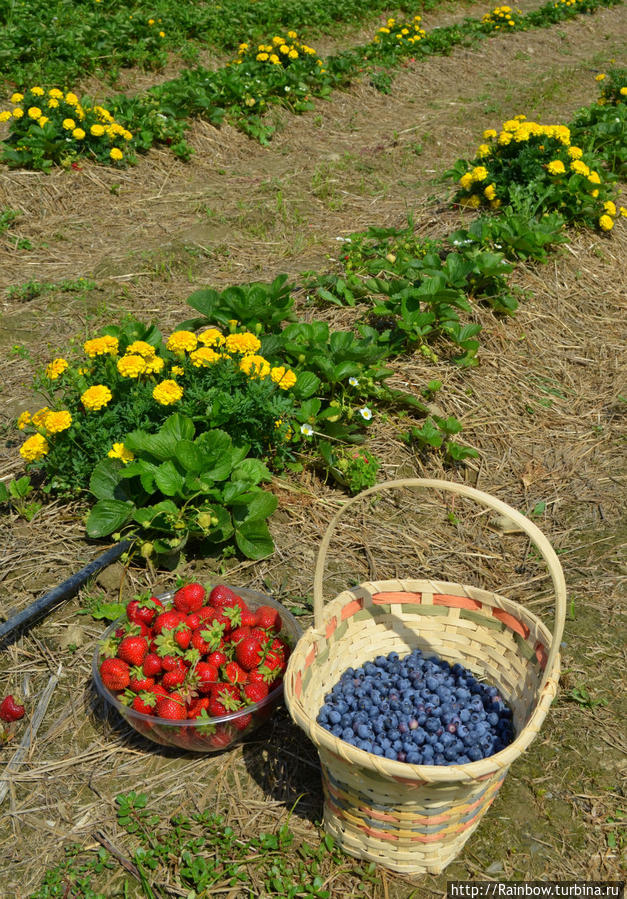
[[92, 585, 302, 753]]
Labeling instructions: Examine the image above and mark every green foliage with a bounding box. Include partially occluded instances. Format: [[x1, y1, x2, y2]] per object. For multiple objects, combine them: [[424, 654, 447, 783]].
[[319, 442, 381, 493], [448, 206, 568, 262], [0, 474, 42, 520], [402, 415, 479, 464], [86, 413, 278, 561], [0, 205, 18, 234], [0, 88, 133, 171], [182, 275, 296, 333], [570, 69, 627, 177]]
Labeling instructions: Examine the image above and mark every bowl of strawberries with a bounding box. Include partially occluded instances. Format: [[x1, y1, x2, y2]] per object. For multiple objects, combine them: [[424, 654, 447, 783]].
[[93, 582, 302, 752]]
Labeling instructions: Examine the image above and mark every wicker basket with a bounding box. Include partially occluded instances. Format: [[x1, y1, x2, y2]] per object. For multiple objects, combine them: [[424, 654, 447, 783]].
[[284, 478, 566, 875]]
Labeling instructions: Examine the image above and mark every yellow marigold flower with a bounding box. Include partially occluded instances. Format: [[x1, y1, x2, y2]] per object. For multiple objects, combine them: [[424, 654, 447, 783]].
[[288, 49, 299, 59], [91, 124, 105, 137], [17, 411, 31, 430], [591, 189, 599, 198], [144, 356, 165, 374], [484, 184, 496, 200], [12, 108, 24, 118], [31, 86, 44, 96], [595, 73, 606, 81], [599, 215, 613, 231], [224, 332, 262, 355], [117, 354, 147, 378], [483, 129, 497, 140], [10, 92, 24, 104], [287, 30, 298, 38], [279, 44, 290, 54], [122, 130, 132, 140], [20, 433, 49, 462], [570, 159, 590, 176], [270, 366, 297, 389], [0, 110, 12, 122], [498, 131, 512, 146], [273, 36, 284, 45], [44, 410, 72, 434], [547, 160, 566, 175], [110, 148, 123, 161], [28, 106, 42, 119], [170, 365, 184, 376], [620, 206, 627, 217], [588, 171, 601, 185], [604, 201, 616, 216], [47, 98, 59, 109], [239, 354, 270, 378], [72, 127, 85, 140], [48, 88, 63, 99], [159, 31, 165, 37], [459, 173, 473, 190], [82, 385, 113, 411], [198, 328, 225, 347], [167, 330, 198, 353], [270, 54, 281, 65], [256, 52, 269, 61], [190, 347, 221, 367], [153, 379, 183, 405], [65, 92, 79, 106], [45, 358, 69, 379], [471, 166, 488, 182], [621, 87, 627, 97], [84, 335, 119, 357], [62, 118, 75, 130], [108, 442, 134, 463], [32, 407, 51, 429], [125, 340, 155, 358], [567, 146, 583, 159], [467, 195, 481, 209], [476, 143, 491, 158]]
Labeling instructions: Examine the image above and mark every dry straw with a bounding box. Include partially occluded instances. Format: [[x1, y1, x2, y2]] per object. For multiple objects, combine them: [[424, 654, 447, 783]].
[[285, 478, 566, 874]]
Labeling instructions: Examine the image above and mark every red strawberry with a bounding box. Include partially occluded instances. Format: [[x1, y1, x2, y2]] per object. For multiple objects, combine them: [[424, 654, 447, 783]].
[[185, 612, 201, 631], [151, 684, 169, 700], [208, 584, 240, 608], [174, 582, 206, 614], [222, 661, 249, 685], [0, 695, 25, 722], [187, 696, 210, 716], [161, 653, 182, 671], [255, 605, 282, 633], [129, 667, 155, 693], [162, 668, 187, 691], [195, 662, 219, 694], [142, 653, 162, 677], [127, 595, 163, 627], [156, 692, 187, 720], [173, 623, 192, 651], [232, 712, 252, 731], [117, 635, 148, 667], [99, 658, 130, 692], [197, 605, 215, 622], [207, 649, 228, 668], [240, 608, 257, 627], [243, 681, 269, 704], [220, 603, 242, 631], [131, 692, 156, 716], [208, 724, 236, 749], [235, 636, 264, 671], [191, 621, 225, 655], [153, 609, 184, 634], [229, 626, 251, 645]]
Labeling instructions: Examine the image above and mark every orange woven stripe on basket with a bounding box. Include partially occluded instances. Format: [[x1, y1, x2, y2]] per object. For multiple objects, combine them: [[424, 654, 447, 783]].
[[372, 591, 422, 604], [433, 593, 483, 611], [492, 608, 530, 639], [341, 598, 363, 619]]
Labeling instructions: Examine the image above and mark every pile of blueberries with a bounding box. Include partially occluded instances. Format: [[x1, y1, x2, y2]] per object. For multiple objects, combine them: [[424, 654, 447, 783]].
[[316, 648, 514, 765]]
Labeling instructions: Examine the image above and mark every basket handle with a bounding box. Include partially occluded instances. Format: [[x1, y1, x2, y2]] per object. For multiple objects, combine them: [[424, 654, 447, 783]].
[[313, 478, 566, 693]]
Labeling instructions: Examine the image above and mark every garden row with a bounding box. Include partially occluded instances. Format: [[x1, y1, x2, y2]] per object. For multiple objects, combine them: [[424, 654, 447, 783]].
[[0, 0, 424, 90], [5, 73, 625, 568], [0, 0, 623, 169]]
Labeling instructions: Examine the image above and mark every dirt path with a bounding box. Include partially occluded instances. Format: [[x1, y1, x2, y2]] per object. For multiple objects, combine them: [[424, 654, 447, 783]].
[[0, 5, 625, 895]]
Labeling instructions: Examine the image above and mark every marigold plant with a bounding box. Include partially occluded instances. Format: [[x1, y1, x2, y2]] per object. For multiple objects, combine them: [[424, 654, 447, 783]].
[[451, 114, 619, 230], [480, 5, 524, 31], [0, 87, 134, 171]]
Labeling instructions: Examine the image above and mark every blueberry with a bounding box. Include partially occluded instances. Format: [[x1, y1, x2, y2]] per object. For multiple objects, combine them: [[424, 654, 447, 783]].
[[384, 748, 397, 760], [425, 718, 439, 733], [457, 724, 469, 740], [358, 740, 372, 753], [411, 729, 426, 746], [388, 652, 399, 662], [408, 718, 419, 730], [397, 751, 407, 762], [371, 744, 384, 756], [406, 751, 422, 765], [357, 723, 371, 740], [331, 725, 343, 737], [468, 746, 482, 762], [374, 655, 388, 667], [457, 754, 471, 764], [435, 753, 447, 765], [487, 712, 499, 727], [426, 676, 439, 691]]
